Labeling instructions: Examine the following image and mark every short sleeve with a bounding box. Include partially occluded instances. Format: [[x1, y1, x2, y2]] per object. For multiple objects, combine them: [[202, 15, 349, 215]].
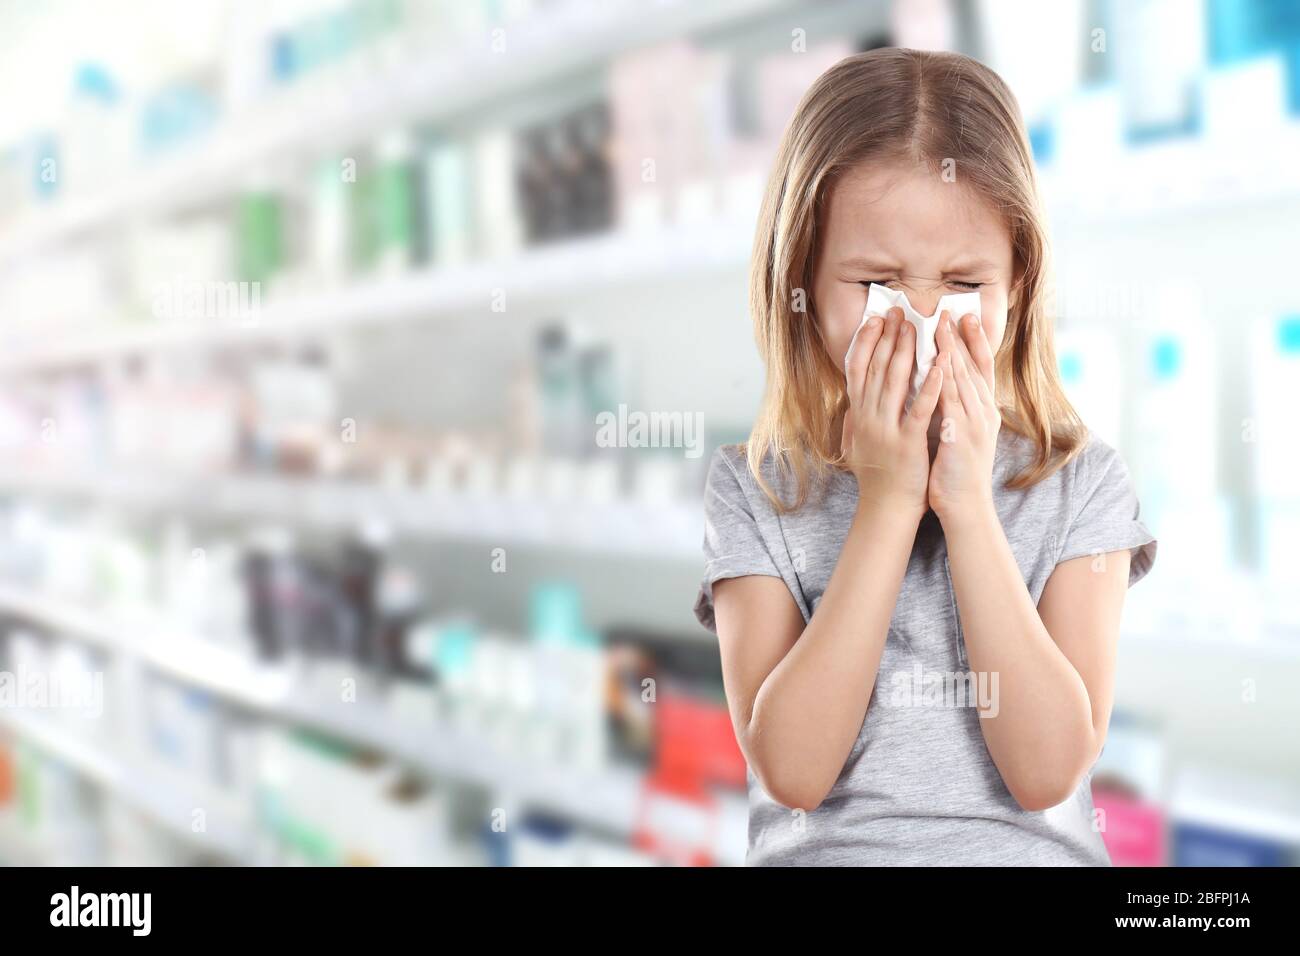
[[692, 446, 785, 633], [1056, 438, 1157, 587]]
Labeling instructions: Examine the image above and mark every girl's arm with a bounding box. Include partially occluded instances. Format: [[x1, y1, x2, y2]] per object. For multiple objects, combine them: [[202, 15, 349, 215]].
[[713, 500, 923, 811], [712, 309, 942, 811], [942, 507, 1129, 810], [931, 314, 1128, 810]]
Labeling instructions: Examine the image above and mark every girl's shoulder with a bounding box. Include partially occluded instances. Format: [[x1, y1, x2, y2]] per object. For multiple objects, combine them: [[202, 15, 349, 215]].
[[705, 442, 848, 517], [996, 427, 1149, 564], [707, 442, 749, 473], [995, 427, 1130, 499], [704, 443, 776, 516]]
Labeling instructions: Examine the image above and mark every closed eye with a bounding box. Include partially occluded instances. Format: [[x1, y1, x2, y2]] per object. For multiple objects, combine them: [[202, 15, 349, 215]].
[[857, 278, 985, 291]]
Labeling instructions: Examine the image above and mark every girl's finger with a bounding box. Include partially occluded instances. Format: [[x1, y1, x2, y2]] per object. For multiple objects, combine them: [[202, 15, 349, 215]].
[[960, 313, 996, 393], [844, 313, 883, 406], [950, 322, 984, 424], [937, 316, 963, 417], [905, 364, 943, 434], [953, 322, 997, 414], [954, 319, 994, 404], [949, 322, 988, 410], [865, 308, 903, 405], [880, 315, 915, 418]]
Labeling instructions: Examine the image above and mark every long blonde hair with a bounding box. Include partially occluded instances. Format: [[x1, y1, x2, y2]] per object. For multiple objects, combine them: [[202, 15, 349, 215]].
[[747, 47, 1085, 512]]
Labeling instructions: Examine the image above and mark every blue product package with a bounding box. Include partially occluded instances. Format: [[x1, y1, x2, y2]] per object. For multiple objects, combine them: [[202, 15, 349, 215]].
[[1209, 0, 1300, 113], [1173, 822, 1288, 867], [1028, 121, 1055, 166]]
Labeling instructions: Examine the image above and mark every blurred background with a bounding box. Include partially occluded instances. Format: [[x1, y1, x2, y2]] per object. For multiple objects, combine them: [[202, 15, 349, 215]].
[[0, 0, 1296, 867]]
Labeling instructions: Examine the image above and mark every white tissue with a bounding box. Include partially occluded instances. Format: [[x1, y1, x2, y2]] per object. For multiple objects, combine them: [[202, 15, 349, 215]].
[[844, 284, 982, 410]]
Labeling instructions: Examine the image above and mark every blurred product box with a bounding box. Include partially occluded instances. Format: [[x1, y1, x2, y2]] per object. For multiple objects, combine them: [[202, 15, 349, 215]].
[[515, 102, 614, 244], [1092, 790, 1167, 867], [1092, 712, 1169, 866], [606, 625, 744, 791], [1170, 766, 1300, 868], [1173, 822, 1289, 867]]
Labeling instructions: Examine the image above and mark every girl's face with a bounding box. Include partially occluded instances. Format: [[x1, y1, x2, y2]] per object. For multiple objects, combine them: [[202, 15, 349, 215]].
[[812, 159, 1015, 382]]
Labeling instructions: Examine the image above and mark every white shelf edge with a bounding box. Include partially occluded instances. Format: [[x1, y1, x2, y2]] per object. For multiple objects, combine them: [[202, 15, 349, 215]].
[[0, 469, 705, 560], [1170, 795, 1300, 846], [1120, 626, 1300, 660], [0, 217, 754, 372]]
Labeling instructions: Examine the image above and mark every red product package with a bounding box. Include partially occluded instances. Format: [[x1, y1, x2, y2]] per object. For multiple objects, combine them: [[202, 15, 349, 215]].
[[655, 690, 747, 790], [1093, 786, 1168, 867]]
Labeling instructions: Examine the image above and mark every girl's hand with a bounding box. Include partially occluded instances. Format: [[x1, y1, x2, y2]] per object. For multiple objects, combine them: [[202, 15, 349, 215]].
[[929, 312, 1000, 523], [842, 307, 944, 517]]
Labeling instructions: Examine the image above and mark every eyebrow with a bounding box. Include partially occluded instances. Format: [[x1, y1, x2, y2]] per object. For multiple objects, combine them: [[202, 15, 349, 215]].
[[836, 256, 901, 271], [836, 255, 1001, 274], [942, 257, 1000, 273]]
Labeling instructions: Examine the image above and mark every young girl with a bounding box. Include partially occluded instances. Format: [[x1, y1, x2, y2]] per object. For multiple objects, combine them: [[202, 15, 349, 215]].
[[694, 48, 1157, 866]]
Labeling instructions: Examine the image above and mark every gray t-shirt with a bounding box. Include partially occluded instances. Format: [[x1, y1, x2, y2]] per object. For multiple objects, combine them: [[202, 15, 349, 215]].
[[694, 428, 1157, 866]]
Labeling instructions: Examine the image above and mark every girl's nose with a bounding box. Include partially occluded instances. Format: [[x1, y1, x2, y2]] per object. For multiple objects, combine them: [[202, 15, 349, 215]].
[[906, 290, 942, 316]]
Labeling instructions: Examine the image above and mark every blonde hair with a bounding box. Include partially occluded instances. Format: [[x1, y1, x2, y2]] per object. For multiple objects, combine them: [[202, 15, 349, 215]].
[[747, 47, 1085, 512]]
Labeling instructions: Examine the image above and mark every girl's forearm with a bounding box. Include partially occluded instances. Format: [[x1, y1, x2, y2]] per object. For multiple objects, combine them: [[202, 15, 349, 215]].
[[749, 498, 921, 810], [940, 502, 1097, 810]]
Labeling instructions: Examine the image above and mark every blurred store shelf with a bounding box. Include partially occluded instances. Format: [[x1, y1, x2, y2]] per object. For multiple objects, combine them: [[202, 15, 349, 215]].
[[0, 0, 790, 266], [0, 470, 704, 559], [0, 216, 755, 372], [0, 587, 747, 864], [9, 129, 1298, 374], [1123, 622, 1300, 660], [0, 708, 256, 863], [1040, 121, 1300, 225], [2, 0, 1297, 869], [0, 587, 293, 706], [0, 816, 45, 866]]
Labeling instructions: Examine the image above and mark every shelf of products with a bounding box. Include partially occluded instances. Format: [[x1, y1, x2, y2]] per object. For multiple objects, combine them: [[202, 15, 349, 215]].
[[3, 0, 1300, 869], [0, 708, 256, 863], [0, 585, 749, 865], [0, 216, 755, 373], [0, 0, 792, 266]]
